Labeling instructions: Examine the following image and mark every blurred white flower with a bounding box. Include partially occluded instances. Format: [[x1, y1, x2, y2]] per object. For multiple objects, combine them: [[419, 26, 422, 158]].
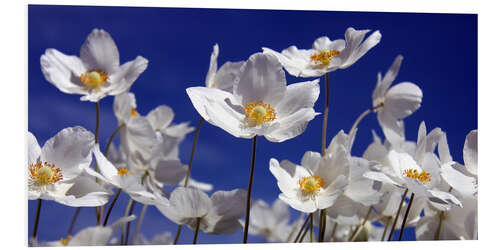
[[156, 187, 246, 234], [28, 127, 111, 206], [269, 131, 351, 213], [372, 55, 422, 147], [134, 231, 173, 245], [204, 43, 245, 92], [187, 52, 320, 142], [262, 27, 381, 77], [40, 29, 148, 102], [246, 199, 294, 242]]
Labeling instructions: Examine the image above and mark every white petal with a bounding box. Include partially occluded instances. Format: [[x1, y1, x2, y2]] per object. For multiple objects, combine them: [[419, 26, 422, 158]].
[[28, 132, 41, 165], [169, 187, 212, 219], [235, 53, 286, 107], [41, 126, 94, 181], [92, 145, 119, 185], [146, 105, 174, 131], [279, 193, 317, 213], [213, 61, 245, 92], [40, 49, 87, 95], [372, 55, 403, 106], [363, 171, 400, 186], [265, 108, 319, 142], [438, 132, 453, 163], [210, 189, 246, 220], [275, 80, 320, 117], [262, 46, 310, 77], [463, 130, 477, 175], [56, 172, 112, 207], [69, 227, 113, 246], [107, 56, 148, 96], [312, 36, 345, 51], [186, 87, 253, 138], [384, 82, 422, 119], [271, 199, 290, 224], [205, 43, 219, 87], [427, 189, 463, 208], [301, 151, 322, 174], [121, 116, 157, 160], [185, 177, 213, 192], [80, 29, 119, 73], [269, 158, 297, 195], [318, 143, 349, 185], [154, 159, 187, 185], [164, 122, 195, 139], [338, 28, 381, 69], [113, 92, 136, 124], [377, 110, 405, 147]]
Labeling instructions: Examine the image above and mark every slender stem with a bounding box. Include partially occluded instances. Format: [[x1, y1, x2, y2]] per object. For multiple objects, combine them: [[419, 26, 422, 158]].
[[318, 209, 327, 242], [95, 101, 100, 144], [348, 103, 383, 139], [349, 206, 373, 241], [243, 136, 258, 244], [310, 213, 314, 242], [120, 198, 134, 245], [321, 73, 330, 156], [286, 213, 303, 243], [294, 213, 311, 243], [102, 189, 122, 226], [173, 225, 182, 245], [387, 188, 408, 241], [124, 200, 136, 245], [398, 193, 415, 241], [299, 218, 312, 243], [67, 207, 81, 236], [381, 216, 392, 241], [104, 124, 125, 156], [184, 118, 204, 187], [32, 199, 42, 239], [130, 204, 148, 245], [330, 222, 338, 242], [193, 217, 202, 244]]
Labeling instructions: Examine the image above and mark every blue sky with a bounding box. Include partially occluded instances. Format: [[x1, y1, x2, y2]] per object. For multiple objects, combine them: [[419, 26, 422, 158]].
[[28, 5, 477, 244]]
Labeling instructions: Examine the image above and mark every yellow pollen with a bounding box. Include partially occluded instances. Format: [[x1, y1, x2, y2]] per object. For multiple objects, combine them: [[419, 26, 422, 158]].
[[209, 83, 216, 88], [299, 176, 325, 195], [59, 235, 72, 246], [310, 50, 340, 66], [243, 101, 276, 127], [80, 69, 108, 88], [117, 168, 135, 177], [29, 162, 63, 186], [130, 108, 139, 118], [403, 168, 431, 184]]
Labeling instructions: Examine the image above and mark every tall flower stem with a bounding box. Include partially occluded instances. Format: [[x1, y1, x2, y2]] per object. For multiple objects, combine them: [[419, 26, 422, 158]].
[[349, 206, 373, 241], [348, 103, 383, 138], [130, 204, 148, 245], [398, 193, 415, 241], [381, 216, 392, 241], [32, 199, 42, 239], [67, 206, 81, 236], [329, 222, 338, 242], [193, 217, 202, 244], [94, 101, 101, 224], [321, 72, 330, 156], [286, 213, 304, 242], [309, 213, 314, 242], [173, 117, 204, 245], [318, 209, 327, 242], [102, 189, 122, 226], [299, 218, 312, 243], [294, 213, 312, 243], [124, 200, 136, 245], [243, 136, 258, 243], [120, 198, 134, 245], [387, 188, 408, 241]]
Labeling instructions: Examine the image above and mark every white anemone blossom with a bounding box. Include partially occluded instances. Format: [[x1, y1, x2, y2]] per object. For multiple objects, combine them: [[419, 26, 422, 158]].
[[155, 187, 246, 234], [372, 55, 423, 147], [40, 28, 148, 102], [247, 199, 297, 242], [28, 127, 111, 206], [262, 27, 381, 77], [187, 53, 320, 142], [204, 43, 245, 92], [269, 131, 351, 213]]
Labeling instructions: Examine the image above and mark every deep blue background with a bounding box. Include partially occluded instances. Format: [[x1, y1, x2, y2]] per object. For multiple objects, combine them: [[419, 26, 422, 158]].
[[28, 5, 477, 244]]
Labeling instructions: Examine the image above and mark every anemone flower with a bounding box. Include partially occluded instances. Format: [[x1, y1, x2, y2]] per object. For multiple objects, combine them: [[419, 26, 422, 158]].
[[204, 43, 245, 92], [40, 29, 148, 102], [262, 27, 381, 77]]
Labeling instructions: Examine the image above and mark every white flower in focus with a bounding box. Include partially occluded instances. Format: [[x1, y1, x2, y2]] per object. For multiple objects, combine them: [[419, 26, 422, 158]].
[[372, 56, 423, 147], [205, 44, 245, 92], [247, 199, 295, 242], [156, 187, 246, 234], [262, 27, 381, 77], [40, 29, 148, 102], [28, 127, 110, 206], [187, 53, 320, 142], [269, 131, 351, 213]]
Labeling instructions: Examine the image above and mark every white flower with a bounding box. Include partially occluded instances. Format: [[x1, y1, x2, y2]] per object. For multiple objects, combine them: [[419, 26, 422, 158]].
[[187, 52, 320, 142], [269, 131, 351, 213], [134, 232, 173, 245], [28, 127, 111, 206], [372, 55, 423, 147], [247, 199, 294, 242], [40, 29, 148, 102], [204, 44, 245, 92], [262, 27, 381, 77], [155, 187, 246, 234]]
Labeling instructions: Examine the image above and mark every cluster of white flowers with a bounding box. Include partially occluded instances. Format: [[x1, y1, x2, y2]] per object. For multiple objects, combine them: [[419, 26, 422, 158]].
[[28, 27, 476, 246]]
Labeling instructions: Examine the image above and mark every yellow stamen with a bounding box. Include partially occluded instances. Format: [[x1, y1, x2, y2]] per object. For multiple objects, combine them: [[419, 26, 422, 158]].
[[403, 168, 431, 184], [59, 235, 72, 246], [209, 83, 215, 88], [29, 162, 63, 186], [80, 69, 108, 89], [299, 176, 325, 195], [117, 168, 135, 177], [130, 108, 139, 118], [243, 101, 276, 127], [310, 50, 340, 66]]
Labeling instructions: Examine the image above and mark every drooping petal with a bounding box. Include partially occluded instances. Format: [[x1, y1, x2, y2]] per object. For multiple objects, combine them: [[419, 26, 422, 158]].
[[168, 187, 212, 219], [205, 43, 219, 87], [113, 92, 136, 124], [377, 110, 405, 148], [279, 193, 317, 213], [56, 172, 112, 207], [274, 80, 320, 117], [146, 105, 174, 131], [213, 61, 245, 92], [264, 108, 319, 142], [262, 46, 310, 77], [372, 55, 403, 106], [40, 49, 88, 95], [235, 53, 286, 107], [79, 29, 120, 73], [106, 56, 148, 96], [463, 130, 477, 175], [338, 28, 381, 69], [210, 189, 246, 220], [154, 159, 187, 185], [121, 116, 157, 160], [269, 158, 297, 196], [384, 82, 422, 119], [41, 126, 94, 181], [438, 132, 453, 164], [28, 132, 41, 165], [92, 145, 120, 186]]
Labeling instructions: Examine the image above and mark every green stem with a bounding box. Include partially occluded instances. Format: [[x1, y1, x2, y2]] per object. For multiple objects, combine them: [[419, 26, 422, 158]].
[[31, 199, 42, 239], [102, 189, 122, 226], [349, 206, 373, 241], [95, 101, 100, 144], [193, 217, 202, 244], [120, 198, 134, 245], [67, 207, 81, 236], [130, 204, 148, 245], [243, 136, 258, 244], [329, 222, 338, 242], [381, 216, 392, 241], [318, 209, 327, 242], [173, 225, 182, 245], [387, 188, 408, 241], [398, 193, 415, 241], [286, 213, 304, 243], [310, 212, 314, 242], [321, 73, 330, 156], [348, 103, 383, 139], [124, 200, 136, 245], [299, 218, 311, 243], [294, 213, 311, 243]]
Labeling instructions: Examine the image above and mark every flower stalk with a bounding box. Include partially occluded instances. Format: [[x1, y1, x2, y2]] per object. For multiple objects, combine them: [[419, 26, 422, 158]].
[[193, 217, 202, 244], [243, 136, 258, 243], [32, 199, 42, 239], [398, 192, 415, 241], [387, 188, 408, 241]]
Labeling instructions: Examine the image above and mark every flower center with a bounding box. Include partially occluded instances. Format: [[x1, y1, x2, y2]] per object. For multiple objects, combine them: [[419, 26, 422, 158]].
[[299, 176, 325, 195], [403, 168, 431, 184], [310, 50, 340, 66], [29, 162, 63, 186], [243, 102, 276, 127], [117, 168, 135, 177], [130, 108, 139, 118], [59, 235, 72, 246], [80, 69, 108, 89]]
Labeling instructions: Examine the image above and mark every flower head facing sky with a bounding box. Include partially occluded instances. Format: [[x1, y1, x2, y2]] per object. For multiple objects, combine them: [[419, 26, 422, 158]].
[[40, 28, 148, 102]]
